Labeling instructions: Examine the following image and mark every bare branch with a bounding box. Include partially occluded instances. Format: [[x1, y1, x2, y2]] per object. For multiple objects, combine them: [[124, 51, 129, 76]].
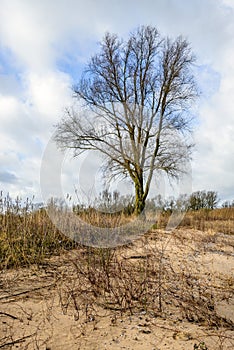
[[55, 25, 198, 214]]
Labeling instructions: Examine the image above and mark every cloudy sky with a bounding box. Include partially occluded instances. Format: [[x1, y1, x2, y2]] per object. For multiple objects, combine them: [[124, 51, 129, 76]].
[[0, 0, 234, 205]]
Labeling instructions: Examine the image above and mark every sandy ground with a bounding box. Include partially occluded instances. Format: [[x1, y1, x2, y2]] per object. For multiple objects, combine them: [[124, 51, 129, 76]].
[[0, 228, 233, 350]]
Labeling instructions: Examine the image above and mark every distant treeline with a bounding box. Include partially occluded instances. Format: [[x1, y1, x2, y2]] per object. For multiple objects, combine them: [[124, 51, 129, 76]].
[[74, 189, 233, 214], [1, 189, 233, 215]]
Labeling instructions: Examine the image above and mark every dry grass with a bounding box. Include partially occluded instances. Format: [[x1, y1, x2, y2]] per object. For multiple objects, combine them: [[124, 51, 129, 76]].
[[0, 208, 78, 269], [181, 208, 234, 234], [1, 227, 233, 349], [0, 198, 233, 270], [56, 235, 233, 327], [0, 197, 234, 349], [155, 208, 234, 235]]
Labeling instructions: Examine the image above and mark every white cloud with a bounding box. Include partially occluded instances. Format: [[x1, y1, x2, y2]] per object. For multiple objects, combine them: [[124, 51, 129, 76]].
[[0, 1, 53, 71], [25, 71, 72, 123], [0, 0, 233, 203]]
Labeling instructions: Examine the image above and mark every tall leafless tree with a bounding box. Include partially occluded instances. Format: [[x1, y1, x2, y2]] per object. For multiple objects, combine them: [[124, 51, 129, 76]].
[[55, 26, 198, 215]]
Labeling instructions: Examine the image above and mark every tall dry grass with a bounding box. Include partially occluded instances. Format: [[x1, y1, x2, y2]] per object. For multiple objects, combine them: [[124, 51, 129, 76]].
[[0, 193, 78, 269], [0, 193, 234, 349], [0, 190, 233, 270], [155, 208, 234, 234], [179, 208, 234, 234]]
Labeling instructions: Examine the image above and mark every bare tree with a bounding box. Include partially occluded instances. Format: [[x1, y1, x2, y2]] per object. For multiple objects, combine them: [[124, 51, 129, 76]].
[[189, 190, 218, 210], [55, 26, 198, 215]]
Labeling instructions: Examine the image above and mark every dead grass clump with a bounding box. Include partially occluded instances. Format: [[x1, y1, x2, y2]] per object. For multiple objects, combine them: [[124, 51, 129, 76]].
[[1, 227, 233, 350], [178, 208, 234, 234], [0, 207, 77, 269], [57, 239, 234, 332]]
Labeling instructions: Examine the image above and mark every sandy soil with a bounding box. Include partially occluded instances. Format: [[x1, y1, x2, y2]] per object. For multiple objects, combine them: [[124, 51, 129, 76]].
[[0, 228, 233, 350]]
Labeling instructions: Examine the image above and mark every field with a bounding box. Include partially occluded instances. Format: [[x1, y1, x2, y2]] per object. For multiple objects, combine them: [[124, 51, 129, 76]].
[[0, 206, 233, 349]]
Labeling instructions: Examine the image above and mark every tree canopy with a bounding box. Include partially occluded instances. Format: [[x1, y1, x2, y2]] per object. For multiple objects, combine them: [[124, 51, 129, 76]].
[[55, 25, 198, 214]]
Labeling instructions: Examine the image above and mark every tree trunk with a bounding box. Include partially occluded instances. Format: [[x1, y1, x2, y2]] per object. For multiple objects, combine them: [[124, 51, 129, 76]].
[[134, 179, 146, 215]]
